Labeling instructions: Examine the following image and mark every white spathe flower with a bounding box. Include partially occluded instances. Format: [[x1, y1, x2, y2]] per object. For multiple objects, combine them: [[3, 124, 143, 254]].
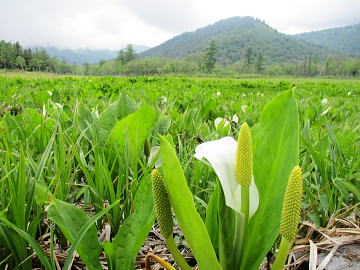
[[321, 98, 328, 105], [148, 146, 161, 168], [161, 95, 167, 103], [321, 107, 331, 117], [194, 136, 259, 216], [92, 108, 100, 118], [214, 117, 230, 129], [216, 91, 221, 96], [232, 114, 239, 124], [241, 105, 247, 113], [42, 104, 46, 117], [54, 103, 63, 109]]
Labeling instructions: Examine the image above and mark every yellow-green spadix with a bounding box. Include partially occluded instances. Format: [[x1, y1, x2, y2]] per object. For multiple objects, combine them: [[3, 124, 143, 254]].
[[194, 122, 259, 216], [280, 166, 303, 243], [236, 122, 253, 186], [151, 169, 173, 239]]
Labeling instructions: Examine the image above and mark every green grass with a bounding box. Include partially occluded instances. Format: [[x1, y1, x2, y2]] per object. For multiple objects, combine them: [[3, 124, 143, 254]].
[[0, 75, 359, 269]]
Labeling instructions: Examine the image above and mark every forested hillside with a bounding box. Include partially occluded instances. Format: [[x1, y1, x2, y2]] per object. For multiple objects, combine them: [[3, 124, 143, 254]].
[[34, 45, 150, 65], [295, 24, 360, 57], [140, 17, 332, 64]]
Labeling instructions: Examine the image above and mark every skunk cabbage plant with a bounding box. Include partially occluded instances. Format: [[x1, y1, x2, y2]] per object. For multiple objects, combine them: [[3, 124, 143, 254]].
[[157, 90, 300, 270]]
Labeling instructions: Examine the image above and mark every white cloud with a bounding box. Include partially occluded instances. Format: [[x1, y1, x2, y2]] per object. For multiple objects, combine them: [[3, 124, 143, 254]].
[[0, 0, 359, 50], [119, 0, 201, 33]]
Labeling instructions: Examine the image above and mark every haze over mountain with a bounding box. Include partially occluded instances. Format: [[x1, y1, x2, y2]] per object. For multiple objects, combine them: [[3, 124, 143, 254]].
[[28, 45, 150, 65], [295, 24, 360, 57], [25, 16, 360, 66], [140, 17, 359, 65]]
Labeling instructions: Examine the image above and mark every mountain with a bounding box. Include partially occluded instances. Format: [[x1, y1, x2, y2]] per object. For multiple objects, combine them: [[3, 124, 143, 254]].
[[140, 17, 335, 65], [294, 24, 360, 57], [29, 45, 150, 65]]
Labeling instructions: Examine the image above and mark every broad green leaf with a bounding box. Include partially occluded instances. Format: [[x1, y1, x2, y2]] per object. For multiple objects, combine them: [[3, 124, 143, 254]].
[[342, 181, 360, 200], [319, 192, 329, 212], [218, 185, 237, 270], [48, 199, 103, 270], [333, 178, 350, 200], [154, 115, 171, 136], [63, 200, 120, 270], [0, 120, 4, 135], [51, 89, 61, 103], [110, 104, 156, 166], [205, 181, 220, 257], [240, 90, 299, 270], [104, 175, 155, 270], [34, 181, 54, 204], [97, 92, 138, 143], [200, 99, 216, 118], [160, 136, 222, 270], [77, 103, 96, 141]]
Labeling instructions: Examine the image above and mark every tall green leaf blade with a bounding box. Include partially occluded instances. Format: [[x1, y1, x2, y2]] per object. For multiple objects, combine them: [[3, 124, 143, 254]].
[[77, 103, 96, 142], [110, 104, 156, 165], [47, 199, 103, 270], [0, 215, 53, 270], [160, 136, 222, 270], [240, 90, 299, 270], [205, 181, 220, 257], [104, 175, 155, 270]]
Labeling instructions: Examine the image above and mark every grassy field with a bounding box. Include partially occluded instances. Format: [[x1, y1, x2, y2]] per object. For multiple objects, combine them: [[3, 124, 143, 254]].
[[0, 75, 359, 269]]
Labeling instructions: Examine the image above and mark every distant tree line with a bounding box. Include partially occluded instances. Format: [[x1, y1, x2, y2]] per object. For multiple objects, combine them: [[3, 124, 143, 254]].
[[263, 54, 360, 77], [55, 41, 360, 77], [0, 40, 78, 73], [1, 40, 359, 78]]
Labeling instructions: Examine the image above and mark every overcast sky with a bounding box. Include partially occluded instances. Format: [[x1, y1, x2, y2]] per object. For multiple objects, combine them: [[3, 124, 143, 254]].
[[1, 0, 359, 50]]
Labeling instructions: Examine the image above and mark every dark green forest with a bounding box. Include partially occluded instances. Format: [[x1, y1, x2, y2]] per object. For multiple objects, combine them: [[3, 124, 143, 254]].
[[0, 40, 78, 73]]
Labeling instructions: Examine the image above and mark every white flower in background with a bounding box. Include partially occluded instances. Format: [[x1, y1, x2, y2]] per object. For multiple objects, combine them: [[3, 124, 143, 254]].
[[161, 95, 167, 104], [148, 146, 162, 168], [194, 136, 259, 216], [42, 104, 46, 117], [94, 109, 99, 118], [321, 98, 328, 105], [48, 91, 53, 96], [232, 114, 239, 124], [91, 108, 99, 117], [321, 107, 331, 117], [347, 92, 351, 96], [241, 105, 247, 113], [214, 117, 230, 129], [54, 103, 63, 109], [242, 93, 246, 97], [216, 91, 221, 96]]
